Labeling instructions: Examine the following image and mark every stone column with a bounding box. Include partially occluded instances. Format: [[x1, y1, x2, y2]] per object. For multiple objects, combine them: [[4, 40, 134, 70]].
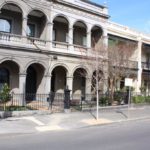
[[19, 73, 26, 94], [103, 28, 108, 49], [87, 31, 91, 49], [66, 76, 73, 94], [44, 75, 52, 93], [68, 24, 74, 51], [46, 22, 53, 50], [22, 17, 28, 36], [137, 39, 142, 92], [19, 73, 26, 106]]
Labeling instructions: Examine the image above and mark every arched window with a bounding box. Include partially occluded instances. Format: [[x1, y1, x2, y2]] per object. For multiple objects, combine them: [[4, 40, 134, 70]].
[[0, 68, 9, 91], [0, 19, 11, 33]]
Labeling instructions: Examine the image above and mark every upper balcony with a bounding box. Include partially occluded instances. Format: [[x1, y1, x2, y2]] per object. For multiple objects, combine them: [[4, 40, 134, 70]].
[[142, 43, 150, 70], [0, 3, 48, 48], [0, 3, 105, 56]]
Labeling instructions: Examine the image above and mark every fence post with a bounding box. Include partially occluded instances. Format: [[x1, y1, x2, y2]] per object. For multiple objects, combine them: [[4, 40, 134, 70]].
[[64, 87, 71, 112], [81, 96, 85, 111], [48, 92, 52, 110], [11, 92, 14, 106], [22, 93, 26, 107]]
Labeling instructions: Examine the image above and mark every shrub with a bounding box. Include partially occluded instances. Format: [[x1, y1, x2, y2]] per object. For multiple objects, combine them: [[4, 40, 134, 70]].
[[145, 96, 150, 103], [132, 95, 145, 104], [114, 91, 123, 104], [99, 96, 109, 106], [0, 83, 11, 102]]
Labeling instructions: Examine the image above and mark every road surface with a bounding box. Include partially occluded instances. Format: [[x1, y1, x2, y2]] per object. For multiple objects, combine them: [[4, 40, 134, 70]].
[[0, 119, 150, 150]]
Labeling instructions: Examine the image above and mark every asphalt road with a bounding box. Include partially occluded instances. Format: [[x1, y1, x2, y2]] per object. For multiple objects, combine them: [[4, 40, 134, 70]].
[[0, 119, 150, 150]]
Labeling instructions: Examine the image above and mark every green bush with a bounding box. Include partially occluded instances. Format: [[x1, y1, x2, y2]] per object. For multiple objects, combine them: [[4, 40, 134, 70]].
[[99, 96, 109, 106], [114, 91, 123, 104], [145, 96, 150, 103], [132, 95, 145, 104], [0, 83, 11, 102]]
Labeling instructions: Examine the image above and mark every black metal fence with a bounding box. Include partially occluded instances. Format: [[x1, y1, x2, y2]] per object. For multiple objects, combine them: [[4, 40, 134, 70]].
[[0, 93, 64, 112], [0, 91, 149, 112]]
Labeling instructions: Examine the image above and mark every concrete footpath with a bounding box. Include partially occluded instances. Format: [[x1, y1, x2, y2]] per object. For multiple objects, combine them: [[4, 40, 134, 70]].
[[0, 105, 150, 134]]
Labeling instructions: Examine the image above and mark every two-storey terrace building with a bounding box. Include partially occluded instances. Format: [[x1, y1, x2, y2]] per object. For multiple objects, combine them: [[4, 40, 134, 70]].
[[0, 0, 150, 103]]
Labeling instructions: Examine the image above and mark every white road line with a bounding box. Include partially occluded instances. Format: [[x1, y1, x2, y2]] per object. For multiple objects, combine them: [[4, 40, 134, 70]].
[[36, 125, 63, 132], [22, 117, 45, 126]]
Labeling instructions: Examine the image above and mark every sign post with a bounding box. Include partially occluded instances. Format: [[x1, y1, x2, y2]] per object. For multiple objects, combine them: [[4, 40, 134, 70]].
[[125, 78, 133, 118]]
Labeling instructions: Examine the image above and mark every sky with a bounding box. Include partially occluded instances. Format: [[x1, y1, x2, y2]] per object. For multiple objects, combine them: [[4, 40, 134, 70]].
[[92, 0, 150, 33]]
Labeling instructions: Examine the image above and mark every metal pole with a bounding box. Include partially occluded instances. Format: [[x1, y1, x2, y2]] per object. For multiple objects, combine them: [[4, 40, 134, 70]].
[[96, 53, 99, 120], [96, 75, 99, 120], [128, 86, 131, 118]]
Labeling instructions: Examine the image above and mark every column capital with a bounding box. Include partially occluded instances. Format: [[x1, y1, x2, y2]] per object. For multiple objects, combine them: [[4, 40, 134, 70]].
[[19, 73, 27, 76], [67, 76, 73, 79], [87, 31, 91, 35], [44, 74, 52, 77], [23, 17, 28, 21], [69, 27, 74, 30], [86, 76, 92, 80], [47, 21, 53, 26]]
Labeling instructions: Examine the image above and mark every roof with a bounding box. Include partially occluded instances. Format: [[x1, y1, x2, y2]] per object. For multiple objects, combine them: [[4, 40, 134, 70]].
[[80, 0, 106, 8]]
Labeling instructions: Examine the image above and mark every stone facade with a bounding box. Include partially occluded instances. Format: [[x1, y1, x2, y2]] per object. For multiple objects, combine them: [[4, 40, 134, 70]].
[[0, 0, 149, 99]]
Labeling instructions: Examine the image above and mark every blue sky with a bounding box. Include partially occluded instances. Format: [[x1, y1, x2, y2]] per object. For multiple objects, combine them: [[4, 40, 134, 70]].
[[92, 0, 150, 33]]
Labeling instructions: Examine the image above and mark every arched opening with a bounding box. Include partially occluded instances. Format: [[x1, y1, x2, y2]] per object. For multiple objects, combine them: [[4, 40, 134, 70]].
[[26, 66, 37, 95], [0, 3, 22, 35], [27, 10, 47, 39], [73, 68, 87, 95], [91, 70, 103, 94], [53, 16, 69, 44], [73, 21, 87, 47], [51, 66, 67, 93], [91, 26, 103, 48], [0, 60, 19, 92], [25, 63, 45, 100], [0, 68, 9, 91]]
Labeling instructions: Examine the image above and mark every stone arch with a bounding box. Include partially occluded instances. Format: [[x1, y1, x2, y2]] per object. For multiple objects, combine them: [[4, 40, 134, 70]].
[[73, 20, 87, 46], [50, 63, 70, 76], [25, 62, 46, 97], [24, 60, 47, 74], [27, 8, 48, 39], [53, 14, 69, 43], [0, 59, 20, 92], [0, 57, 22, 72], [72, 67, 88, 96], [51, 64, 69, 93], [52, 14, 70, 25], [73, 19, 88, 29], [0, 0, 26, 16], [71, 65, 91, 77], [91, 25, 104, 48], [27, 8, 49, 22], [91, 24, 104, 35]]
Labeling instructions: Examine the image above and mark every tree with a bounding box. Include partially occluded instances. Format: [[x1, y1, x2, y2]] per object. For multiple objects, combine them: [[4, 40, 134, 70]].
[[79, 36, 108, 120], [108, 37, 137, 104], [78, 32, 138, 119]]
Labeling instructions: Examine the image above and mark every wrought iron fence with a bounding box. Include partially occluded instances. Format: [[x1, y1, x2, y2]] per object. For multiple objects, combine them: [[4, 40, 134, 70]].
[[0, 93, 64, 112], [0, 91, 149, 112]]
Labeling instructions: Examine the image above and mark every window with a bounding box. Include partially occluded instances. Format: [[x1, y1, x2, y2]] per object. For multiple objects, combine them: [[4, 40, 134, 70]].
[[0, 19, 11, 33], [0, 68, 9, 91], [27, 23, 35, 37]]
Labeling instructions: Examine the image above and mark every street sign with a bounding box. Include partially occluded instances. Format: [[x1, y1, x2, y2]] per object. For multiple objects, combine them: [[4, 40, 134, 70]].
[[125, 78, 133, 87]]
